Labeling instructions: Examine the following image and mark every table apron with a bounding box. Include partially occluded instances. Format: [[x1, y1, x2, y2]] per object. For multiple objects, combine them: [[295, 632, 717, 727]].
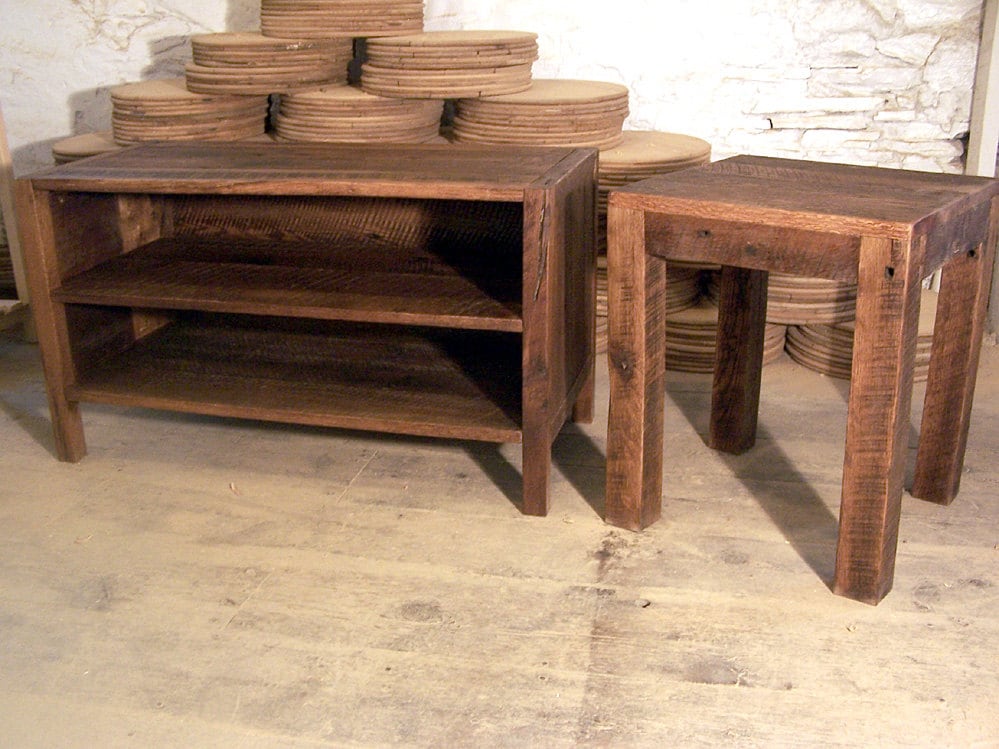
[[922, 199, 993, 275], [643, 211, 863, 282]]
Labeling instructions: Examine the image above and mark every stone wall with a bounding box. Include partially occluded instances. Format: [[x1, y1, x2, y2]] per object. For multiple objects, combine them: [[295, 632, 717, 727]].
[[0, 1, 990, 304], [424, 0, 983, 172]]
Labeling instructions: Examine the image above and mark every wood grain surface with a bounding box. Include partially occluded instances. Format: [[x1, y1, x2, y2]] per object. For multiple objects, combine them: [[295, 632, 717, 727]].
[[606, 154, 999, 604], [19, 142, 597, 515]]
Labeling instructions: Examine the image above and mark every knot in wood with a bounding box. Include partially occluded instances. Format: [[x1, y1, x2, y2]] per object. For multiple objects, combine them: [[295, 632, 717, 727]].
[[608, 347, 637, 381]]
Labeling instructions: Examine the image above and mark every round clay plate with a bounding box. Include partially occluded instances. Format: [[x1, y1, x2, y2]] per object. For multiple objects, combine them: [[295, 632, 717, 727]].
[[599, 130, 712, 169], [365, 30, 537, 48], [471, 79, 629, 106]]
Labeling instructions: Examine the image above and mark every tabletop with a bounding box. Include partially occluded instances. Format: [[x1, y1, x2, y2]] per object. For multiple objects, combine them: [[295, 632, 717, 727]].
[[25, 141, 595, 201], [610, 154, 999, 237]]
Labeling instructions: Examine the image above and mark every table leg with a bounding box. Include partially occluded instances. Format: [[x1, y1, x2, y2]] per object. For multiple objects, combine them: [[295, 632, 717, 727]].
[[521, 428, 551, 517], [709, 266, 769, 454], [571, 365, 595, 424], [14, 182, 87, 462], [605, 206, 665, 530], [911, 212, 997, 504], [834, 235, 923, 604]]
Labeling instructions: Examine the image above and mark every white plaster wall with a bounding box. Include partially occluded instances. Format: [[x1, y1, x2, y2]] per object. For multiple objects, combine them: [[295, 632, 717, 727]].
[[0, 0, 260, 171], [0, 1, 992, 323]]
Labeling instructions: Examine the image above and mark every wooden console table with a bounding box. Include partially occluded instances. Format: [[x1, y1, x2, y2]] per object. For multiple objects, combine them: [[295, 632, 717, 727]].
[[605, 155, 998, 604], [17, 141, 597, 515]]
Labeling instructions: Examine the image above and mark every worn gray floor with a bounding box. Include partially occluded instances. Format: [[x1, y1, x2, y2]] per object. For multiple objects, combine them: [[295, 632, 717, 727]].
[[1, 330, 997, 748]]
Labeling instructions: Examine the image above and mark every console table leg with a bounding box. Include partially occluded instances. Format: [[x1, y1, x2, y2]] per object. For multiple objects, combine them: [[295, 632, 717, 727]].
[[709, 265, 768, 454], [834, 235, 923, 604], [911, 213, 997, 504], [521, 430, 551, 516], [605, 206, 665, 530], [14, 182, 87, 462], [30, 309, 87, 462]]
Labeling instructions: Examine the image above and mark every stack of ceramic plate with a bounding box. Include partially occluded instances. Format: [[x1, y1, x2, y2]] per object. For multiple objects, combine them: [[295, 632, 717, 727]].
[[51, 131, 122, 163], [274, 85, 444, 142], [260, 0, 423, 39], [360, 31, 537, 99], [706, 270, 857, 325], [452, 79, 628, 148], [185, 32, 352, 95], [597, 130, 711, 251], [596, 257, 704, 353], [786, 288, 937, 381], [664, 300, 786, 374], [110, 78, 269, 145]]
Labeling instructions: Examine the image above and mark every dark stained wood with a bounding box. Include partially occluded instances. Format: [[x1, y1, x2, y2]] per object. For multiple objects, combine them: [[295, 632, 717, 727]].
[[520, 182, 554, 516], [833, 236, 923, 604], [166, 193, 523, 253], [26, 141, 588, 201], [18, 142, 597, 513], [519, 148, 598, 515], [604, 205, 665, 531], [562, 152, 599, 426], [13, 182, 87, 461], [708, 266, 768, 454], [68, 313, 524, 442], [922, 197, 992, 274], [53, 236, 524, 332], [605, 154, 999, 604], [117, 193, 167, 252], [644, 213, 861, 281], [613, 154, 999, 239], [911, 197, 999, 503], [47, 192, 130, 279]]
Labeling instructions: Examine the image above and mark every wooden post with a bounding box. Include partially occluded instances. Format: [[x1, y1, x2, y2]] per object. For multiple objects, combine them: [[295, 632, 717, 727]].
[[966, 0, 999, 335], [834, 235, 923, 605], [708, 265, 769, 454], [911, 197, 999, 502], [604, 204, 665, 530], [0, 103, 30, 304], [1, 102, 35, 340]]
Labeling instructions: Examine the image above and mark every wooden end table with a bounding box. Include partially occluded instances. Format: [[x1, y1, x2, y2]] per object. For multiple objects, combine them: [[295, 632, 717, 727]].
[[605, 155, 998, 604]]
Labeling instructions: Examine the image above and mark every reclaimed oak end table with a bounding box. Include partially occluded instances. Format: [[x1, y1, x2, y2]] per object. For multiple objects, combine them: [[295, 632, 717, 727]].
[[605, 155, 998, 604]]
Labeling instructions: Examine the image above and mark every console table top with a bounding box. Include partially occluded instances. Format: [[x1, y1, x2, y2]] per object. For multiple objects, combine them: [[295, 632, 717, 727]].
[[26, 141, 596, 201]]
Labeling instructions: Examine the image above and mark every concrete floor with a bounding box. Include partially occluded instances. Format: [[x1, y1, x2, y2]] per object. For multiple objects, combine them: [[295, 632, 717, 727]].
[[1, 329, 997, 748]]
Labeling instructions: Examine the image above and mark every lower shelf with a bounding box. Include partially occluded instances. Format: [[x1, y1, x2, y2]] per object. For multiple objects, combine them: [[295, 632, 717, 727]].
[[68, 312, 524, 443]]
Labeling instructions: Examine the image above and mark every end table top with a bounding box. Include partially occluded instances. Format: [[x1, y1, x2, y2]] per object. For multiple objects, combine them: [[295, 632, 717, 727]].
[[610, 154, 999, 239]]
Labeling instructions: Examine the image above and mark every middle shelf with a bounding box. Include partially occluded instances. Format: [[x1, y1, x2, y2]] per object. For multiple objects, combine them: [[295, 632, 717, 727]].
[[53, 234, 524, 331]]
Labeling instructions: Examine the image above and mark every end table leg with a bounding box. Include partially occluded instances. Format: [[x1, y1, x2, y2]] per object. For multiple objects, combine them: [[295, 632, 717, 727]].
[[709, 265, 768, 454], [834, 236, 922, 604], [571, 363, 595, 424], [911, 212, 997, 503], [605, 206, 665, 530]]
